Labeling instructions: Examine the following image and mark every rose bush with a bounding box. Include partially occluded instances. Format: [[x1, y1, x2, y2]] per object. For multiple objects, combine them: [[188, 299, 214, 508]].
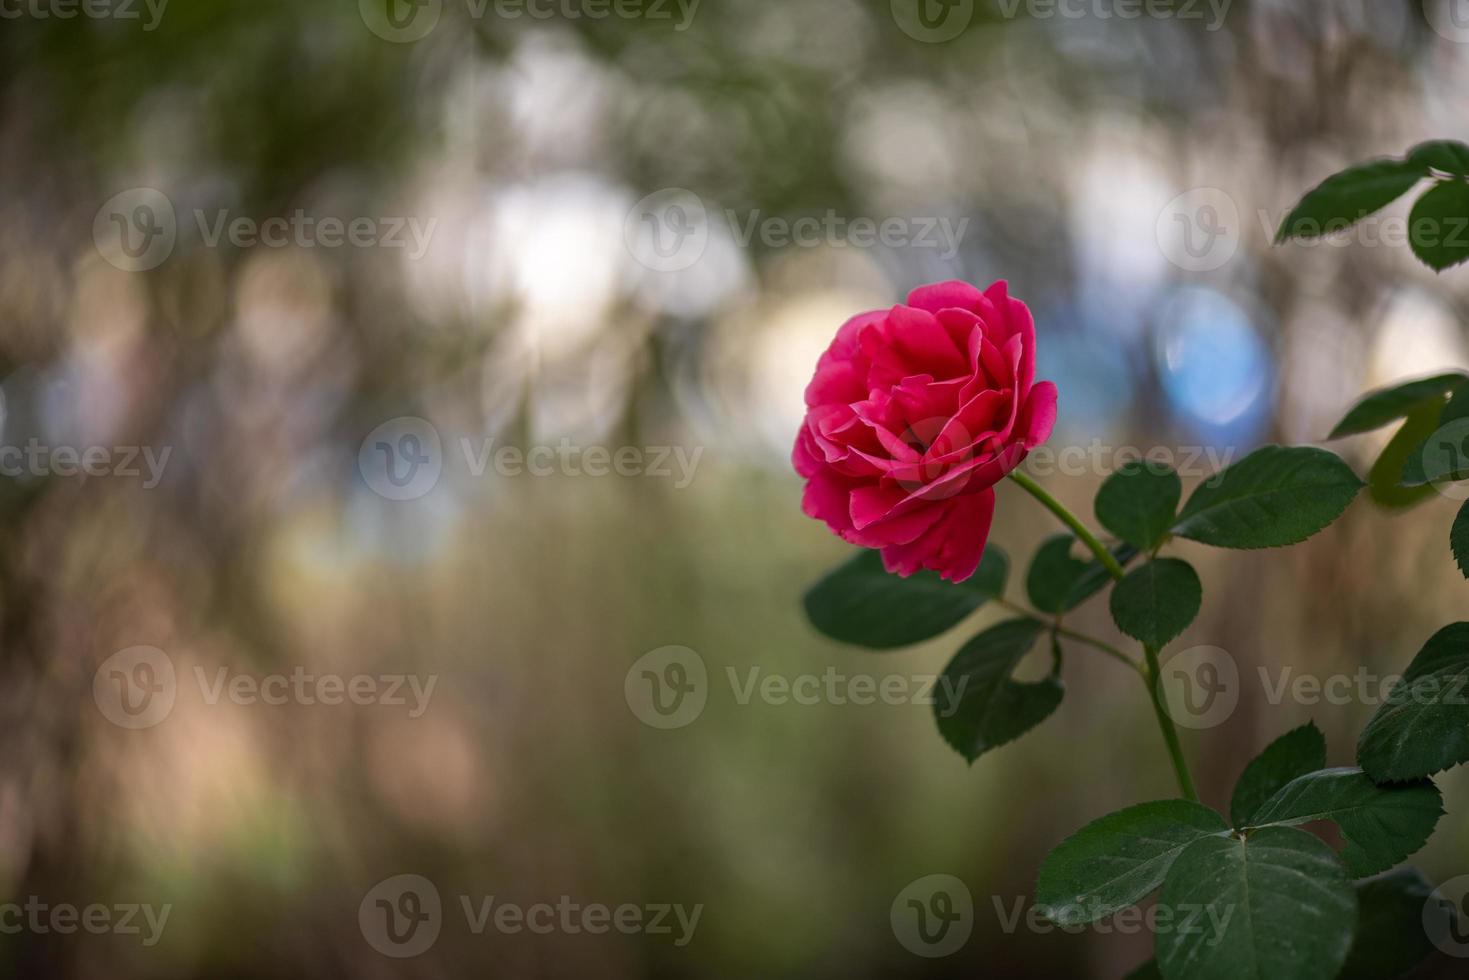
[[792, 279, 1057, 582], [795, 154, 1464, 980]]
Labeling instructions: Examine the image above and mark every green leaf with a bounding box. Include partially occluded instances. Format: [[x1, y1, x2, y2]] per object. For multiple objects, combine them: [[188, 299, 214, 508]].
[[1453, 499, 1469, 579], [1026, 535, 1086, 614], [934, 618, 1060, 763], [1034, 800, 1229, 926], [802, 547, 1007, 649], [1339, 868, 1443, 980], [1408, 139, 1469, 177], [1025, 534, 1136, 614], [1171, 446, 1363, 549], [1245, 768, 1443, 877], [1328, 372, 1466, 439], [1409, 179, 1469, 272], [1401, 386, 1469, 486], [1155, 826, 1357, 980], [1096, 461, 1182, 551], [1275, 158, 1425, 243], [1123, 963, 1161, 980], [1368, 399, 1445, 509], [1357, 622, 1469, 782], [1229, 722, 1327, 828], [1108, 559, 1201, 650]]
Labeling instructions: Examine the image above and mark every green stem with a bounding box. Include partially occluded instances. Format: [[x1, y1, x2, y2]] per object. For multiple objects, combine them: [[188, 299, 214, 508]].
[[996, 599, 1144, 675], [1007, 470, 1125, 581], [1004, 468, 1199, 803], [1143, 643, 1200, 802], [1056, 624, 1146, 676]]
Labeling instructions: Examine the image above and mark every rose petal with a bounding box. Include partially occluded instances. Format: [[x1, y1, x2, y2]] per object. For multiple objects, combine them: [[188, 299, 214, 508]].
[[805, 309, 884, 407], [886, 304, 968, 377], [905, 280, 987, 315], [792, 424, 824, 478], [802, 468, 857, 532], [881, 488, 996, 582], [1017, 380, 1058, 448], [846, 488, 946, 546], [984, 279, 1036, 394], [930, 388, 1010, 459]]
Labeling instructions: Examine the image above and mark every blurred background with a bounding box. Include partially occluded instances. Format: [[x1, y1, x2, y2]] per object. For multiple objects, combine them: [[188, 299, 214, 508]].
[[1, 0, 1468, 976]]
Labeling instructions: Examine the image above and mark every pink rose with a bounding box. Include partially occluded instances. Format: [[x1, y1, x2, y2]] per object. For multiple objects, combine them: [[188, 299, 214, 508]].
[[793, 280, 1058, 583]]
